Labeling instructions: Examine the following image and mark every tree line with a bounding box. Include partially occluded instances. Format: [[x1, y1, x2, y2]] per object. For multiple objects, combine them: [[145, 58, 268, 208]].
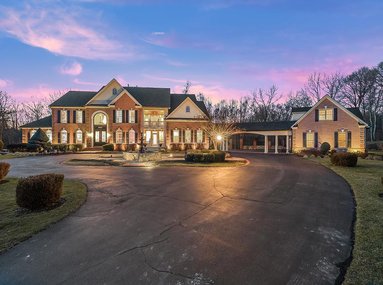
[[191, 61, 383, 141]]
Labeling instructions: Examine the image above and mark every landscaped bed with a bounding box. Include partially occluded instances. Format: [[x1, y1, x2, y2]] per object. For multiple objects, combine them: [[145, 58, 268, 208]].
[[156, 159, 247, 167], [0, 178, 87, 253], [309, 156, 383, 284]]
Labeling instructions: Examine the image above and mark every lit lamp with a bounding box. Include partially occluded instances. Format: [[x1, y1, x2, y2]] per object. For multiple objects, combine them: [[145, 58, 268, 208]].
[[216, 134, 222, 150]]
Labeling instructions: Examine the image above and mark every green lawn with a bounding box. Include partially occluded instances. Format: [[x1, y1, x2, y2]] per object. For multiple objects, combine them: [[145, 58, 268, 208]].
[[0, 153, 34, 160], [309, 157, 383, 284], [0, 178, 87, 253]]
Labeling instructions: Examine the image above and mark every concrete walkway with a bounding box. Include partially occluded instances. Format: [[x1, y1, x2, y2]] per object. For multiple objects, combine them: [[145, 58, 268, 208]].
[[0, 153, 354, 285]]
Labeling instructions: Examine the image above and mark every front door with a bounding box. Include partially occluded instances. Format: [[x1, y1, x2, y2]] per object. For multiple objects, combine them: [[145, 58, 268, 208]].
[[94, 126, 107, 146], [152, 132, 158, 146]]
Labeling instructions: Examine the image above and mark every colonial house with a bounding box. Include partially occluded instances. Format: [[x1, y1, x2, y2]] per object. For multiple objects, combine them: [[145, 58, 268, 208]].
[[230, 95, 368, 153], [20, 79, 210, 150]]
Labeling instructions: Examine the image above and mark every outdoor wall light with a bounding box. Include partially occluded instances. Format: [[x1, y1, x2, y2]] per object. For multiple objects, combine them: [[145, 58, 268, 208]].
[[217, 135, 223, 141]]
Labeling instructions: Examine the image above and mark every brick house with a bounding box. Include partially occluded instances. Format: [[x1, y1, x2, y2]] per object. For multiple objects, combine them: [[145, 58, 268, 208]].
[[20, 79, 210, 150], [230, 96, 368, 153]]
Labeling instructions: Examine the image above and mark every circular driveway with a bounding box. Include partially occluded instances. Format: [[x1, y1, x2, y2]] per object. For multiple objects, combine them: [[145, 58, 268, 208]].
[[0, 153, 353, 285]]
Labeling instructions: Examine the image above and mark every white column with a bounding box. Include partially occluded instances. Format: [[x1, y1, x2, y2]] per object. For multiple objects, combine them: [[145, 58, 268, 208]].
[[264, 135, 268, 153], [275, 135, 279, 153], [286, 134, 289, 154]]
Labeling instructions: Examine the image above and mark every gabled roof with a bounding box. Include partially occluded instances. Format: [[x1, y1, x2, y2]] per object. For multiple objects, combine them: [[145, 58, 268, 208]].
[[169, 94, 209, 117], [20, 116, 52, 128], [291, 107, 310, 113], [29, 128, 49, 142], [292, 95, 368, 127], [236, 121, 295, 131], [125, 87, 171, 108], [50, 91, 97, 107]]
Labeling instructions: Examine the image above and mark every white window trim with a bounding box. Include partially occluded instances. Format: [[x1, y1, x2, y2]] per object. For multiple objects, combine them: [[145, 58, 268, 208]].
[[173, 129, 180, 143], [61, 110, 67, 123], [76, 110, 83, 124], [128, 129, 135, 144], [116, 110, 123, 123], [196, 129, 203, 143], [129, 110, 135, 123], [185, 129, 192, 143], [61, 129, 68, 144], [116, 129, 123, 144]]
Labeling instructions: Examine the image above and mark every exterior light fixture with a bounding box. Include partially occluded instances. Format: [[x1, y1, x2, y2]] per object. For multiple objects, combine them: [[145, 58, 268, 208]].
[[216, 135, 222, 141]]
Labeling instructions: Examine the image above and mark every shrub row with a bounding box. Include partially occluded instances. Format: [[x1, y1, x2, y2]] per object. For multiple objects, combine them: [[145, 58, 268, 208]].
[[16, 174, 64, 210], [185, 150, 226, 163], [330, 152, 358, 167], [102, 144, 114, 151], [7, 143, 84, 153]]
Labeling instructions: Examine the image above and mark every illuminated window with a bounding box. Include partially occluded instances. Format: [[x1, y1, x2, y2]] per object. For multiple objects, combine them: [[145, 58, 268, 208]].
[[76, 129, 83, 143], [61, 129, 68, 144], [46, 130, 52, 142], [173, 129, 180, 143], [159, 131, 164, 143], [76, 110, 83, 123], [116, 110, 123, 123], [186, 106, 191, 113], [306, 132, 314, 148], [129, 110, 135, 123], [185, 129, 192, 143], [94, 113, 107, 125], [338, 131, 347, 148], [145, 131, 151, 143], [196, 130, 203, 143], [319, 108, 333, 120], [116, 129, 123, 144], [61, 110, 67, 123], [128, 129, 135, 144]]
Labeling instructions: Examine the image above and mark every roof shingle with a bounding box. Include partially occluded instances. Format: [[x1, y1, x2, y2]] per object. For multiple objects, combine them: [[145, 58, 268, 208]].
[[20, 116, 52, 128], [50, 91, 97, 107]]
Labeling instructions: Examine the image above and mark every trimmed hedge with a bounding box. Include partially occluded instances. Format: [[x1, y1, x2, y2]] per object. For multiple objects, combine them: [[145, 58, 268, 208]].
[[299, 148, 322, 157], [330, 152, 358, 167], [102, 144, 114, 151], [7, 143, 28, 152], [185, 150, 226, 163], [16, 174, 64, 210], [320, 142, 331, 155], [0, 162, 10, 181]]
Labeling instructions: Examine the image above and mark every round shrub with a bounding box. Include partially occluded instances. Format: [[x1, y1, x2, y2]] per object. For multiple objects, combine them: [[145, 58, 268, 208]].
[[102, 144, 114, 151], [16, 174, 64, 210], [320, 142, 331, 155], [330, 152, 358, 167], [0, 162, 10, 181]]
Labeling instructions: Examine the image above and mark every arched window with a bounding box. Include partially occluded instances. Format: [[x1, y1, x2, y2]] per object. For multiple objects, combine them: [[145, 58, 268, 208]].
[[116, 129, 123, 144], [76, 129, 83, 144], [46, 129, 52, 142], [186, 106, 191, 113], [94, 113, 107, 125], [113, 88, 117, 95], [129, 129, 135, 144], [61, 129, 68, 144]]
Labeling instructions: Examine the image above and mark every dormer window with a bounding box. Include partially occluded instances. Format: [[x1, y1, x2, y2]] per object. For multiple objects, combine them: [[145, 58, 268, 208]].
[[319, 108, 333, 121], [113, 88, 117, 95], [186, 106, 191, 113]]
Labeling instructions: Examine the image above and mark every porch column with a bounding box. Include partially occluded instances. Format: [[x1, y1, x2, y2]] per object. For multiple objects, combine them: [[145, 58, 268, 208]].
[[286, 134, 289, 153], [264, 135, 268, 153], [275, 135, 279, 153]]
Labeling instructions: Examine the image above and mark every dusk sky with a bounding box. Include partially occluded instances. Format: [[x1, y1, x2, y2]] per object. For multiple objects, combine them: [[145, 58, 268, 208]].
[[0, 0, 382, 103]]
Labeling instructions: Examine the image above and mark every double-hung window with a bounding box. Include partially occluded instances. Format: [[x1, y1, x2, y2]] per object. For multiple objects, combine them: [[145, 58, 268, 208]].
[[61, 130, 68, 144], [76, 130, 83, 143], [129, 110, 135, 123], [306, 132, 314, 148], [173, 129, 180, 143], [128, 129, 135, 144], [196, 130, 203, 143], [116, 129, 123, 144], [185, 129, 192, 143], [76, 110, 83, 123], [116, 110, 123, 123], [319, 108, 333, 121], [61, 110, 67, 123]]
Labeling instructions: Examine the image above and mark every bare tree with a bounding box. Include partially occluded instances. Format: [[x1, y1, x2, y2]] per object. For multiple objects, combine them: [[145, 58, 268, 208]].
[[251, 85, 282, 122], [183, 81, 191, 94], [0, 91, 14, 141], [322, 72, 344, 100], [203, 120, 240, 150], [304, 72, 324, 102]]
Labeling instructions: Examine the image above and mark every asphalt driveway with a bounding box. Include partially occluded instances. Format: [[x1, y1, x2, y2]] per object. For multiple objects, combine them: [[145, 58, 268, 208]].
[[0, 153, 354, 285]]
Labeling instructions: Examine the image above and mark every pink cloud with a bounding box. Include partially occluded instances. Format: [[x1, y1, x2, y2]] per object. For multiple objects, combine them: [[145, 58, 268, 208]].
[[73, 78, 99, 86], [60, 61, 83, 76], [0, 79, 12, 89], [8, 84, 67, 103], [0, 4, 134, 60]]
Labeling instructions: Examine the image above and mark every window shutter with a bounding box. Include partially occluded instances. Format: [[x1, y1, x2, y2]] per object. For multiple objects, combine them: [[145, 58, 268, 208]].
[[27, 132, 31, 140], [347, 131, 352, 148], [113, 132, 116, 143], [57, 110, 61, 123], [303, 132, 307, 148], [135, 110, 138, 123], [135, 131, 138, 143], [190, 130, 194, 143], [202, 131, 205, 142], [74, 132, 76, 144], [122, 110, 126, 123], [125, 110, 129, 123], [82, 111, 85, 124], [113, 110, 116, 123], [334, 108, 338, 121], [334, 132, 338, 148], [73, 111, 76, 123], [83, 132, 85, 143], [58, 133, 61, 143], [122, 132, 125, 143], [315, 109, 319, 122], [67, 110, 70, 123], [183, 130, 185, 143], [171, 130, 173, 143], [314, 132, 318, 148]]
